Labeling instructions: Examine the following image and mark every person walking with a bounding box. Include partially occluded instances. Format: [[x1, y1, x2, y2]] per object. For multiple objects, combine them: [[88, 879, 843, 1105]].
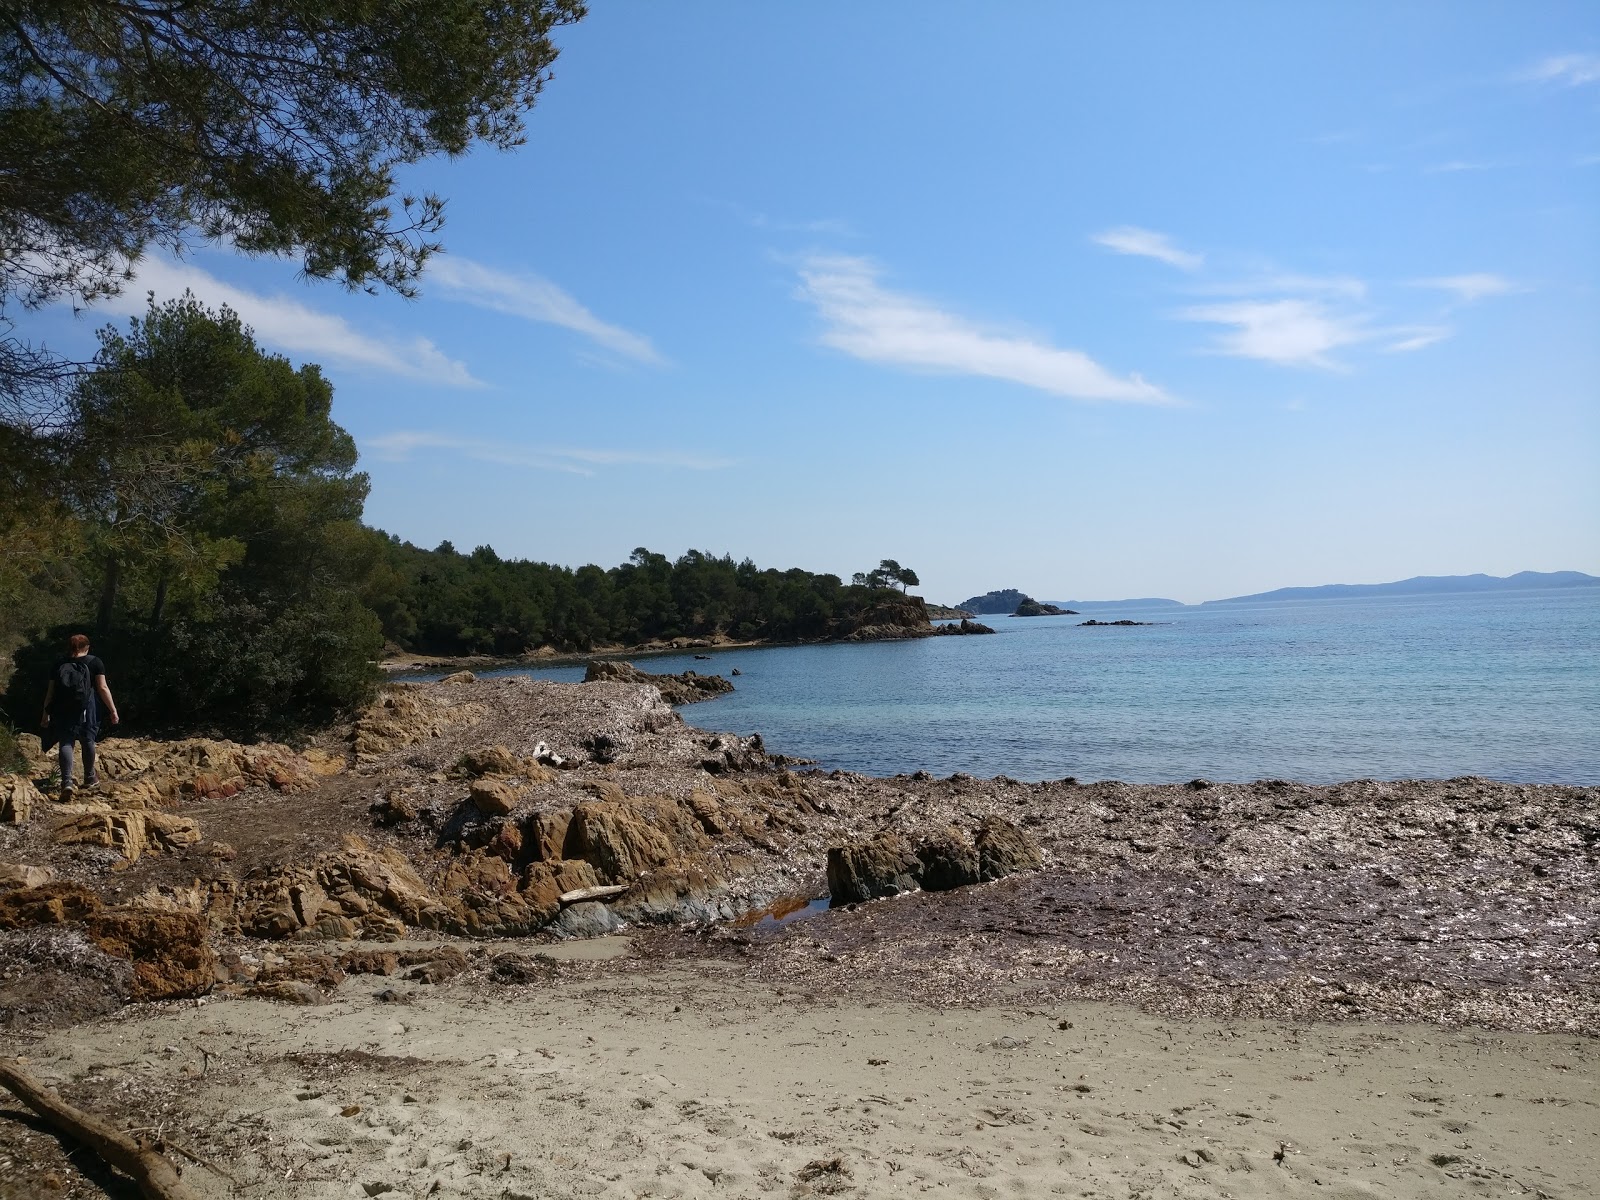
[[39, 633, 119, 799]]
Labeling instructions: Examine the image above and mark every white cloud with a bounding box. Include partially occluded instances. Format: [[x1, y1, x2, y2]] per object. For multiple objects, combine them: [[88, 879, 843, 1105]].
[[1425, 160, 1499, 174], [1522, 53, 1600, 86], [796, 255, 1172, 405], [1411, 273, 1521, 302], [1383, 326, 1454, 353], [102, 256, 480, 386], [426, 256, 664, 366], [1188, 273, 1368, 301], [1091, 226, 1203, 271], [366, 431, 732, 476], [1177, 298, 1371, 369]]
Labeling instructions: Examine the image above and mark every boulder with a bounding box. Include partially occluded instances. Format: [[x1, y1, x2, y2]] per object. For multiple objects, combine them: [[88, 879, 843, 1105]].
[[0, 775, 41, 824], [611, 859, 732, 925], [439, 670, 477, 684], [469, 777, 521, 817], [53, 807, 200, 861], [563, 801, 678, 883], [0, 882, 102, 929], [248, 980, 325, 1005], [916, 827, 981, 891], [974, 815, 1042, 881], [525, 809, 572, 862], [583, 659, 735, 705], [826, 833, 922, 903], [0, 863, 56, 891], [87, 908, 215, 1001], [549, 900, 622, 940], [458, 744, 519, 777]]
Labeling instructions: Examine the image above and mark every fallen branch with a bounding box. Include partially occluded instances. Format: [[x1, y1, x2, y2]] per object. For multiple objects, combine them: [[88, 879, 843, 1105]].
[[0, 1059, 201, 1199]]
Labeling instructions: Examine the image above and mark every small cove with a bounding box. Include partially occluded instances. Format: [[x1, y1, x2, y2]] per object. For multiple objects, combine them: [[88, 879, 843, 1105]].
[[434, 588, 1600, 785]]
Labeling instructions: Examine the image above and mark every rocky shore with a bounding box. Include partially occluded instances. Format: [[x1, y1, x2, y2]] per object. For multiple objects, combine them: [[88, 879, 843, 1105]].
[[1, 674, 1596, 1198]]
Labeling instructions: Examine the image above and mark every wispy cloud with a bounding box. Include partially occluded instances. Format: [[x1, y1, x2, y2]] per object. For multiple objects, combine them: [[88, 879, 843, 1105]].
[[1187, 273, 1368, 301], [1091, 226, 1203, 271], [1177, 298, 1371, 369], [1425, 159, 1500, 174], [1383, 326, 1454, 353], [1521, 53, 1600, 86], [365, 431, 732, 476], [1411, 273, 1521, 303], [102, 257, 480, 386], [796, 255, 1172, 405], [427, 256, 665, 366]]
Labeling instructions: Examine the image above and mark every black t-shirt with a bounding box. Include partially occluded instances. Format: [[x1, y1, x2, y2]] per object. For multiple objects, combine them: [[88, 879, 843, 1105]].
[[50, 654, 105, 718]]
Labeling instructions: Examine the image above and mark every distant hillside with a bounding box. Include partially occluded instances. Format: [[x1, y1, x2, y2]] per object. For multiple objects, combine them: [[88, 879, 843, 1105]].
[[958, 589, 1030, 615], [1046, 597, 1186, 612], [1205, 571, 1600, 605]]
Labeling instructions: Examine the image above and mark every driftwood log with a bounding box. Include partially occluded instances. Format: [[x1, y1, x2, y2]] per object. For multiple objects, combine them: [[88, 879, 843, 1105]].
[[0, 1059, 200, 1199]]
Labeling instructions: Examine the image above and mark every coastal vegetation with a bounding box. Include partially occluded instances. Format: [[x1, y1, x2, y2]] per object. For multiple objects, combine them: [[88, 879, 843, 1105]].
[[0, 297, 932, 739]]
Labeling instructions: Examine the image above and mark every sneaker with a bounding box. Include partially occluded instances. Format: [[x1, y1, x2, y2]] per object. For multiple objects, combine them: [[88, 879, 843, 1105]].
[[59, 786, 74, 804]]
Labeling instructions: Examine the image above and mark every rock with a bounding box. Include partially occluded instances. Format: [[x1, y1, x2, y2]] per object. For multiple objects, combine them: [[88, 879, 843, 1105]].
[[0, 882, 102, 929], [439, 670, 477, 684], [563, 801, 678, 883], [0, 863, 56, 891], [520, 859, 600, 927], [974, 816, 1042, 881], [1078, 619, 1155, 627], [458, 744, 519, 777], [611, 860, 732, 925], [53, 808, 205, 862], [826, 833, 922, 903], [489, 952, 554, 984], [401, 945, 468, 983], [1013, 598, 1072, 617], [469, 777, 521, 817], [340, 950, 401, 976], [583, 659, 735, 705], [916, 828, 981, 891], [1, 775, 43, 823], [87, 909, 216, 1001], [248, 980, 325, 1005], [370, 792, 417, 825], [549, 900, 622, 940], [525, 810, 572, 862]]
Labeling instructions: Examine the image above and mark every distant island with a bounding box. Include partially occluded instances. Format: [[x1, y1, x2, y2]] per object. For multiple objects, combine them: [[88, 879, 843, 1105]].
[[1202, 570, 1600, 606], [1046, 597, 1186, 612], [957, 588, 1031, 614], [1015, 599, 1076, 617]]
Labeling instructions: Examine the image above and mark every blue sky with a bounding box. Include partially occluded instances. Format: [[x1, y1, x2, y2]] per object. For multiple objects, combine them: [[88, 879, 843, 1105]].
[[30, 2, 1600, 603]]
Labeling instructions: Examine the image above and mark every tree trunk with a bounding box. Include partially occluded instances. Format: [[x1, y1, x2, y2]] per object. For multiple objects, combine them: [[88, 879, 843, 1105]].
[[96, 553, 121, 632], [150, 574, 168, 625]]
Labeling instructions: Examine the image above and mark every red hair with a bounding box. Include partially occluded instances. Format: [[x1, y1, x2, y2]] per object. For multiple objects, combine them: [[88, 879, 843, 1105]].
[[67, 633, 90, 653]]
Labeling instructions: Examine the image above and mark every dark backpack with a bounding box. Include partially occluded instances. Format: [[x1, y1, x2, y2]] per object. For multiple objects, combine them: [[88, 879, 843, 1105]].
[[55, 659, 93, 717]]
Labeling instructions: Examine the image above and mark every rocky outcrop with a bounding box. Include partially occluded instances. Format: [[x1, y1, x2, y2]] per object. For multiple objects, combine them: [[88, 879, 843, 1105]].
[[827, 833, 923, 903], [1078, 619, 1155, 627], [828, 818, 1041, 904], [583, 659, 735, 705], [834, 597, 995, 642], [87, 908, 216, 1001], [1014, 598, 1075, 616], [1, 775, 41, 824], [353, 683, 487, 761]]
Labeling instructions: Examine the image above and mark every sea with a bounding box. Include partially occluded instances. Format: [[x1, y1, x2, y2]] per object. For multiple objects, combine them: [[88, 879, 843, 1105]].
[[460, 588, 1600, 785]]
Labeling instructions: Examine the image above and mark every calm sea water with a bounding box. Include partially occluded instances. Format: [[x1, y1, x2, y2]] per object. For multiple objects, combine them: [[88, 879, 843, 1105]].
[[469, 589, 1600, 784]]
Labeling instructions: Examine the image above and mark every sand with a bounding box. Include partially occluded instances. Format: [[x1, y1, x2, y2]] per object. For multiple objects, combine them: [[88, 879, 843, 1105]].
[[4, 939, 1596, 1200]]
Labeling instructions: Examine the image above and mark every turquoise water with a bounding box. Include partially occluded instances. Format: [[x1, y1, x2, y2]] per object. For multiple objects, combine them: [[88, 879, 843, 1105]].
[[473, 589, 1600, 784]]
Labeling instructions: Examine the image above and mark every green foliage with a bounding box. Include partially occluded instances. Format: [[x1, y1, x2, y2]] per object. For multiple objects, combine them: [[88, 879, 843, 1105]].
[[1, 295, 381, 738]]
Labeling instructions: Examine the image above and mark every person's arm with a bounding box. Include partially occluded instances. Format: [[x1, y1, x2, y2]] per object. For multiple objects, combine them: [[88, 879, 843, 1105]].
[[40, 680, 54, 728], [96, 676, 119, 726]]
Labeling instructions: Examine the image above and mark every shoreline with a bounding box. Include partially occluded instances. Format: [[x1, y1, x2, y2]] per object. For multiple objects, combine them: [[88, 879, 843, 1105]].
[[1, 674, 1596, 1197]]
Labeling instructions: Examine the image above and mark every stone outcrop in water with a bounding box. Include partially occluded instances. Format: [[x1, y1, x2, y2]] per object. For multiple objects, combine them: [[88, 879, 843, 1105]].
[[583, 659, 735, 705], [1014, 598, 1076, 617], [833, 596, 994, 641]]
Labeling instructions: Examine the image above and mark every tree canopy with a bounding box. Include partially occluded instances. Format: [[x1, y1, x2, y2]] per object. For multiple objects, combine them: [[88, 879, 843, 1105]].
[[0, 0, 585, 417]]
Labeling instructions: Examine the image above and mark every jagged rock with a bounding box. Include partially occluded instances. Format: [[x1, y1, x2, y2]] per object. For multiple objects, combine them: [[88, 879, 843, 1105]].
[[340, 950, 400, 976], [612, 859, 733, 925], [487, 819, 523, 861], [469, 777, 521, 817], [974, 815, 1042, 881], [52, 807, 201, 862], [1, 775, 41, 824], [583, 659, 735, 705], [87, 909, 215, 1001], [0, 882, 102, 928], [525, 810, 571, 862], [563, 800, 681, 883], [916, 827, 981, 891], [258, 954, 345, 990], [827, 833, 923, 903], [0, 863, 56, 891], [549, 900, 622, 939], [370, 792, 417, 825]]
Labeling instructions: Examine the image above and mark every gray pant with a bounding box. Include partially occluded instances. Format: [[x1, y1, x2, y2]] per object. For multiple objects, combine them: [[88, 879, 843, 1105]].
[[58, 730, 96, 789]]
